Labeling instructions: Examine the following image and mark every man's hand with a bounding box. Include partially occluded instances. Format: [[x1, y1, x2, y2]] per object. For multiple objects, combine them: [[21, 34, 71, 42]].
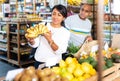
[[85, 36, 93, 42]]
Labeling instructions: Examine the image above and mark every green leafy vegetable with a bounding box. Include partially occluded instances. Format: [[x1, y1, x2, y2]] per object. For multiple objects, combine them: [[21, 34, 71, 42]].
[[67, 43, 80, 54]]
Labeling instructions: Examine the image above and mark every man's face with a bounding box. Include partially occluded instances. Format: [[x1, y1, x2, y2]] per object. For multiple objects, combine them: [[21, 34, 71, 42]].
[[79, 4, 92, 20]]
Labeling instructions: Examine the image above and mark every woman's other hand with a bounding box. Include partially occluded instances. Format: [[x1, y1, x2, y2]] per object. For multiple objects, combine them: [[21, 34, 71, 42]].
[[27, 38, 35, 45]]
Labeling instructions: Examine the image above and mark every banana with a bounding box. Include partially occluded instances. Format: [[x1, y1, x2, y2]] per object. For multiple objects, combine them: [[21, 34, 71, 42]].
[[25, 24, 49, 39], [38, 24, 43, 34], [25, 33, 38, 38], [42, 26, 49, 34], [67, 0, 81, 6]]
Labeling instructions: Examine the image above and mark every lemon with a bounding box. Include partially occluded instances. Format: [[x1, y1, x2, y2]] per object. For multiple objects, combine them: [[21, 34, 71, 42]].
[[73, 67, 84, 77], [68, 63, 76, 70], [59, 60, 67, 68], [71, 77, 79, 81], [65, 57, 74, 65], [78, 76, 86, 81], [60, 67, 67, 74], [51, 66, 60, 74], [108, 47, 112, 51], [81, 62, 92, 74], [67, 66, 75, 74], [89, 68, 96, 76], [102, 50, 107, 56], [83, 73, 91, 79], [73, 57, 78, 63], [62, 72, 74, 81], [76, 63, 81, 68]]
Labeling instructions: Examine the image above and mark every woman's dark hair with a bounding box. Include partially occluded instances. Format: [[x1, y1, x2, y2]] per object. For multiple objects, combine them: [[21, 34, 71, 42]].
[[51, 4, 67, 27]]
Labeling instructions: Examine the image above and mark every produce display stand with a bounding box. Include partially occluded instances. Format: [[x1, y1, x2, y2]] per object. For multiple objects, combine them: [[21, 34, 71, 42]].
[[85, 63, 120, 81]]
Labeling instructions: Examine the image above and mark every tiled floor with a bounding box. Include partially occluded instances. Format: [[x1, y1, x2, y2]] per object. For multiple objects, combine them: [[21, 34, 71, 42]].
[[0, 60, 18, 77], [0, 60, 34, 78], [0, 53, 35, 78]]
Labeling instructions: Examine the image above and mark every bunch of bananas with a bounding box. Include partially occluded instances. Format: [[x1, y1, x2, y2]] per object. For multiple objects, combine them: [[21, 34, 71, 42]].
[[95, 0, 109, 6], [26, 14, 42, 22], [67, 0, 82, 6], [25, 24, 49, 38], [0, 0, 5, 4]]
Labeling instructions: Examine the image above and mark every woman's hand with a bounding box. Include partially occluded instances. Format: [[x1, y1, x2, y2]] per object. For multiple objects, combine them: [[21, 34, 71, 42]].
[[43, 31, 53, 43], [26, 38, 35, 45], [44, 31, 58, 51]]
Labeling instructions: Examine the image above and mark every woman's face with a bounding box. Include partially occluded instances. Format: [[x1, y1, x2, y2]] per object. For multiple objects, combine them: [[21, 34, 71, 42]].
[[51, 8, 65, 26]]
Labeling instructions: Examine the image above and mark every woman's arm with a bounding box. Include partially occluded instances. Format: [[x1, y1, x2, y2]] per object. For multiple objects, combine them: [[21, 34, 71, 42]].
[[43, 31, 58, 51]]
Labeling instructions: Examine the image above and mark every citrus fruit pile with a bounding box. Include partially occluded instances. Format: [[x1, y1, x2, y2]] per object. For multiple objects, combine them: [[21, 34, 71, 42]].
[[51, 57, 96, 81]]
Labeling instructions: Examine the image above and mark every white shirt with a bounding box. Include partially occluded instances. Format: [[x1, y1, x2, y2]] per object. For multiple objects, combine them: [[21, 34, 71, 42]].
[[65, 14, 92, 46], [29, 23, 70, 66]]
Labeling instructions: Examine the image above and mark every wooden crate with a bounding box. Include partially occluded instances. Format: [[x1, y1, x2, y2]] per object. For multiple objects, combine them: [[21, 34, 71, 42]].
[[85, 64, 120, 81]]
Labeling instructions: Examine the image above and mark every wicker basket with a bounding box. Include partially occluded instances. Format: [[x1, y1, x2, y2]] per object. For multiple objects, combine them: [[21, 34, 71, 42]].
[[74, 40, 98, 59]]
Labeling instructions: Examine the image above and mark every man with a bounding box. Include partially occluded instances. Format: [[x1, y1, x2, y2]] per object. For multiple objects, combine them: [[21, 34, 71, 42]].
[[65, 3, 93, 47]]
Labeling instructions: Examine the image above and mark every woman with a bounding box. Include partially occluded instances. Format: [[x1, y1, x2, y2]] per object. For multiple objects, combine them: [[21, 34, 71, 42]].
[[27, 4, 70, 68]]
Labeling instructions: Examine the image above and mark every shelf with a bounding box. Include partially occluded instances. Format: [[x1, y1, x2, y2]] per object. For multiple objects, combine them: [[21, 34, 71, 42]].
[[17, 2, 24, 4], [10, 50, 31, 55], [9, 2, 16, 4], [6, 22, 35, 67], [0, 48, 7, 52], [0, 31, 6, 34], [10, 32, 18, 34], [0, 54, 8, 61], [0, 39, 7, 43], [1, 54, 35, 67], [104, 21, 120, 24], [7, 59, 35, 67], [10, 41, 17, 43], [41, 20, 52, 22], [39, 12, 51, 15]]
